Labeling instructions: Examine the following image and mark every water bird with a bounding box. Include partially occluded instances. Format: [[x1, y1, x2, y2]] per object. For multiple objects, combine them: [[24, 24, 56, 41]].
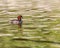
[[10, 15, 23, 28]]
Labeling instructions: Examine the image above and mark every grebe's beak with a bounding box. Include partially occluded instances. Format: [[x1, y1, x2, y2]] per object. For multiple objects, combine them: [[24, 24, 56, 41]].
[[21, 16, 23, 18]]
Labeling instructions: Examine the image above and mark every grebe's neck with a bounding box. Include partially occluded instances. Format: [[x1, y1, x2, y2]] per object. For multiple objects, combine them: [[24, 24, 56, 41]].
[[18, 19, 22, 21]]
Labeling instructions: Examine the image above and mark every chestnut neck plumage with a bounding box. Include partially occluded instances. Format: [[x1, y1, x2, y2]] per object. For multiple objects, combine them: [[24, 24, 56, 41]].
[[17, 16, 22, 21], [18, 19, 22, 21]]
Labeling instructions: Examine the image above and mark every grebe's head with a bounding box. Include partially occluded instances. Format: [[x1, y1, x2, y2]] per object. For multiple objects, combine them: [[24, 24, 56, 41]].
[[17, 15, 22, 20]]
